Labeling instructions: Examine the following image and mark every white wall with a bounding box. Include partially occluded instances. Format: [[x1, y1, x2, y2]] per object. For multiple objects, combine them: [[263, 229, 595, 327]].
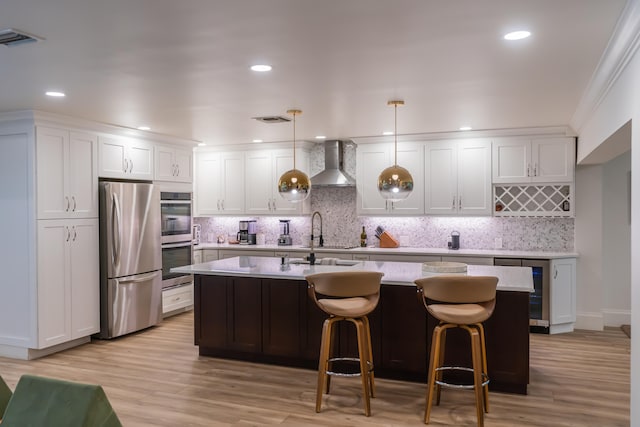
[[602, 151, 631, 325], [572, 0, 640, 420], [574, 164, 605, 330]]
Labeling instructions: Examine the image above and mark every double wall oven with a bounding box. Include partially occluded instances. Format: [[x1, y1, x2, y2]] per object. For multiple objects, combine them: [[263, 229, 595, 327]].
[[160, 191, 193, 289]]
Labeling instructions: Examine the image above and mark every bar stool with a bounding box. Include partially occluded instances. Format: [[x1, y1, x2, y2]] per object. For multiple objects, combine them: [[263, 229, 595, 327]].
[[414, 275, 498, 426], [306, 271, 384, 416]]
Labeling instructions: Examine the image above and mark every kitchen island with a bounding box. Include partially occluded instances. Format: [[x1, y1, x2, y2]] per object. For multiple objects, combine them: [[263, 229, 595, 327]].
[[173, 257, 533, 394]]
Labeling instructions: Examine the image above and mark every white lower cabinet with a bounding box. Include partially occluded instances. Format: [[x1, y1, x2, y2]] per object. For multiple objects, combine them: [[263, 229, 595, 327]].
[[550, 258, 577, 333], [163, 283, 194, 316], [37, 218, 99, 348]]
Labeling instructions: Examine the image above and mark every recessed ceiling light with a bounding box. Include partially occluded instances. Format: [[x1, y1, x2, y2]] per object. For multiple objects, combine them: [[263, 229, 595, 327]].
[[198, 142, 206, 147], [459, 126, 473, 131], [252, 139, 263, 143], [45, 91, 65, 97], [137, 126, 151, 131], [250, 64, 272, 72], [315, 135, 326, 139], [504, 31, 531, 41], [382, 131, 393, 136]]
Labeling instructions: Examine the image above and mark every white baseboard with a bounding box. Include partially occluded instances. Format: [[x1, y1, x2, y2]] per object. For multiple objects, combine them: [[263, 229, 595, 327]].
[[575, 312, 604, 330], [602, 309, 631, 327]]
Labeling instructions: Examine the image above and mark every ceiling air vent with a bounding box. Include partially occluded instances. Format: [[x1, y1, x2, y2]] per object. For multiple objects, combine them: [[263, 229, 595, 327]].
[[252, 116, 291, 124], [0, 28, 43, 47]]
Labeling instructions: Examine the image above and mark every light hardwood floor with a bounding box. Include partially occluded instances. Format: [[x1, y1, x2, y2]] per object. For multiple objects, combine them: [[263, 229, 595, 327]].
[[0, 312, 630, 426]]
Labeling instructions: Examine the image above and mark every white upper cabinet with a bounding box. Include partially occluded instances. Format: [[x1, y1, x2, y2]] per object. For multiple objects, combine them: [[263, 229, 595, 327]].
[[155, 144, 193, 183], [425, 140, 492, 215], [245, 148, 310, 215], [98, 135, 154, 180], [492, 137, 575, 184], [194, 151, 245, 215], [36, 126, 98, 219], [356, 142, 424, 215]]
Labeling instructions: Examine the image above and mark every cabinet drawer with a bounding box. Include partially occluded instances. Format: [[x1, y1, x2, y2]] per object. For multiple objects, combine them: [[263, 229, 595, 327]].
[[441, 256, 494, 265], [163, 284, 194, 313]]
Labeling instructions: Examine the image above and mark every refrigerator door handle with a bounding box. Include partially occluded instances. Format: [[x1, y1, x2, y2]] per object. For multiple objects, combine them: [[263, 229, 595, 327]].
[[112, 193, 122, 268], [118, 271, 160, 284]]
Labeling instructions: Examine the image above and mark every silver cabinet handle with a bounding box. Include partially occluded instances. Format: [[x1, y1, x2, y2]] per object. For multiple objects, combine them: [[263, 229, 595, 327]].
[[554, 267, 558, 279], [176, 164, 180, 176], [72, 196, 76, 212], [527, 164, 531, 177], [452, 196, 456, 210], [65, 196, 70, 212], [123, 159, 129, 173], [118, 271, 160, 284], [72, 226, 77, 241], [217, 200, 221, 210], [129, 158, 134, 173], [65, 226, 71, 242], [458, 196, 462, 210], [534, 163, 538, 177], [221, 200, 225, 210]]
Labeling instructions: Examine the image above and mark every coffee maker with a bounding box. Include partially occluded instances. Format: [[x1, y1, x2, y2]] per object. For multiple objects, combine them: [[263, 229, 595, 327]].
[[238, 220, 249, 244], [278, 220, 292, 246]]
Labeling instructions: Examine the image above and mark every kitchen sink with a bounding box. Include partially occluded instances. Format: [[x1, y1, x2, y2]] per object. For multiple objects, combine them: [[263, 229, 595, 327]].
[[287, 258, 360, 266]]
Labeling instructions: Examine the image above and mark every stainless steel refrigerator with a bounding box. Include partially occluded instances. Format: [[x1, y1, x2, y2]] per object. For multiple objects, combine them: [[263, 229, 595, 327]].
[[98, 181, 162, 339]]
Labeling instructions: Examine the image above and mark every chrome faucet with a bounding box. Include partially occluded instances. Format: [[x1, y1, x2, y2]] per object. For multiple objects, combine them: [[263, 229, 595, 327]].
[[308, 211, 324, 265]]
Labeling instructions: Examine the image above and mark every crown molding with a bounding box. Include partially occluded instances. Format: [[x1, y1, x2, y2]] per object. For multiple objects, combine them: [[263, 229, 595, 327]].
[[571, 0, 640, 132]]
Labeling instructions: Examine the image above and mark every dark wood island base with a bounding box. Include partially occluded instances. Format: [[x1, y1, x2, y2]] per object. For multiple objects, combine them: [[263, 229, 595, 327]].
[[194, 274, 530, 395]]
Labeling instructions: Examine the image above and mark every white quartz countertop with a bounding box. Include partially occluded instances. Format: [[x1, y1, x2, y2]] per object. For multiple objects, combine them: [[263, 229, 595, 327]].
[[173, 256, 534, 292], [193, 243, 577, 259]]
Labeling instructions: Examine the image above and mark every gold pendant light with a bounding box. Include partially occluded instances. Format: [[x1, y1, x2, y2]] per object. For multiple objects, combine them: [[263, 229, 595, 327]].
[[378, 100, 414, 201], [278, 109, 311, 202]]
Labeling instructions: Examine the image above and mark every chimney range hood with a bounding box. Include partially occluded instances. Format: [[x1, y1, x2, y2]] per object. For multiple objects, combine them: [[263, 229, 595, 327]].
[[310, 140, 356, 187]]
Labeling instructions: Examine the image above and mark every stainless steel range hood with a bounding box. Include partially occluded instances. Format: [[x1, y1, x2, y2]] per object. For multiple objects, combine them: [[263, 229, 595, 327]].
[[311, 140, 356, 187]]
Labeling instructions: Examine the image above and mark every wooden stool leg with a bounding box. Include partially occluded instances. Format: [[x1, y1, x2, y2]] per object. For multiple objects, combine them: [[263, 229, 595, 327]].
[[325, 318, 339, 394], [436, 326, 447, 406], [469, 327, 484, 427], [362, 315, 375, 398], [354, 318, 371, 416], [477, 323, 490, 413], [316, 318, 333, 413], [425, 324, 443, 424]]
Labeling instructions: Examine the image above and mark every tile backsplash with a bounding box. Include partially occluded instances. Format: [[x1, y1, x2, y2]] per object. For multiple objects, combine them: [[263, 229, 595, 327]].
[[195, 187, 574, 252]]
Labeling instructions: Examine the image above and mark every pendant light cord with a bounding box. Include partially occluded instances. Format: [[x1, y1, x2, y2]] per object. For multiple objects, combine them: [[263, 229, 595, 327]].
[[394, 103, 398, 166]]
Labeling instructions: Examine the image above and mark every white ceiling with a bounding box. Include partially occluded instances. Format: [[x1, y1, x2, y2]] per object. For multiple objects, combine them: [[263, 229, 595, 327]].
[[0, 0, 627, 145]]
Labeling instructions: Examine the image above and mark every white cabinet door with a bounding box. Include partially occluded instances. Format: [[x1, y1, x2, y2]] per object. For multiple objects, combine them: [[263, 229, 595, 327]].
[[492, 139, 531, 184], [391, 143, 424, 214], [98, 136, 153, 180], [245, 150, 273, 214], [493, 138, 575, 184], [425, 140, 491, 215], [127, 139, 154, 180], [68, 132, 98, 218], [357, 143, 392, 214], [425, 142, 457, 214], [69, 219, 100, 339], [37, 220, 71, 348], [550, 258, 576, 325], [532, 138, 575, 183], [36, 127, 97, 219], [174, 147, 193, 182], [36, 127, 68, 219], [457, 140, 491, 215], [194, 152, 222, 215], [203, 249, 219, 262], [37, 219, 100, 348], [155, 145, 193, 183], [219, 152, 245, 214], [193, 249, 203, 264]]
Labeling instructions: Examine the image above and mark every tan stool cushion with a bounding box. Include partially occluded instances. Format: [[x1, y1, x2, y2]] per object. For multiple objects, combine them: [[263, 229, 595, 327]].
[[427, 302, 493, 324], [317, 296, 378, 318]]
